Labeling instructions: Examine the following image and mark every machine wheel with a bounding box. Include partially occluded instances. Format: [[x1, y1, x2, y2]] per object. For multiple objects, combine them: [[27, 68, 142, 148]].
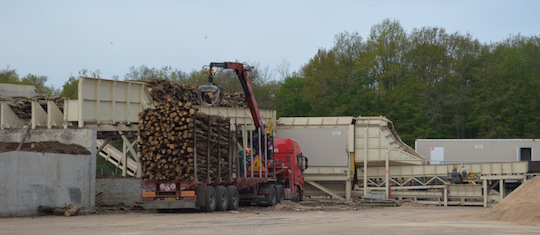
[[201, 186, 217, 212], [467, 173, 479, 184], [264, 186, 277, 206], [215, 185, 228, 211], [276, 185, 285, 203], [226, 185, 240, 210]]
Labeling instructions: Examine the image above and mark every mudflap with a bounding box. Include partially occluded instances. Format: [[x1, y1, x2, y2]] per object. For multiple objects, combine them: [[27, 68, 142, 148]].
[[257, 184, 277, 206], [195, 187, 206, 208]]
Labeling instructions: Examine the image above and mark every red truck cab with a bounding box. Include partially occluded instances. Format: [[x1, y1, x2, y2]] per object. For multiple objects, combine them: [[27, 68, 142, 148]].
[[273, 138, 308, 201]]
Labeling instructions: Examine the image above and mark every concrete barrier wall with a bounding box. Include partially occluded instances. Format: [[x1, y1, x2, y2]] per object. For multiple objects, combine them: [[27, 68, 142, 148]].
[[0, 128, 96, 216], [0, 151, 95, 216], [95, 178, 141, 207]]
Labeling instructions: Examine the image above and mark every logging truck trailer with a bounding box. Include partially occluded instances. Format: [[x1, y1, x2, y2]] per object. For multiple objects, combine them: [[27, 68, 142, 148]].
[[142, 61, 307, 212], [141, 136, 307, 212]]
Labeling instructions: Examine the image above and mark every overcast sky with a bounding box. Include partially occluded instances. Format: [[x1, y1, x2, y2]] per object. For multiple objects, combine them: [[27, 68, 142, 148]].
[[1, 0, 539, 88]]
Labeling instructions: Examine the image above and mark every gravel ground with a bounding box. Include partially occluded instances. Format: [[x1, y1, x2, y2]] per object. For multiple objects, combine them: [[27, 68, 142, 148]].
[[1, 201, 538, 235]]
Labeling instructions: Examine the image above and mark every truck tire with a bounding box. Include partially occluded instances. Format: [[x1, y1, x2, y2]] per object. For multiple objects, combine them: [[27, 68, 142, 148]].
[[226, 185, 239, 210], [292, 186, 301, 202], [276, 185, 285, 203], [215, 185, 228, 211], [264, 186, 277, 206], [201, 186, 217, 212]]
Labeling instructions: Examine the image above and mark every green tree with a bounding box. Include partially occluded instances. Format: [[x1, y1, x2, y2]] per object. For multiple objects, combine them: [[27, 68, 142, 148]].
[[404, 26, 452, 139], [365, 18, 408, 92], [445, 33, 482, 138], [60, 76, 78, 99], [60, 69, 102, 99], [302, 48, 340, 116], [0, 66, 20, 83], [468, 36, 540, 138], [1, 67, 59, 97], [274, 75, 312, 117], [124, 65, 187, 83], [20, 74, 50, 94]]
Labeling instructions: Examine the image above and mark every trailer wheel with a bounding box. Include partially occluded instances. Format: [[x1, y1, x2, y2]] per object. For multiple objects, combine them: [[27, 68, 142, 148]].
[[226, 185, 239, 210], [215, 186, 228, 211], [202, 186, 217, 212]]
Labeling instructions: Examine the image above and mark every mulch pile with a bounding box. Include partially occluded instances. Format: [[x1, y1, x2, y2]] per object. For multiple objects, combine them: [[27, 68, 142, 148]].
[[0, 141, 90, 155]]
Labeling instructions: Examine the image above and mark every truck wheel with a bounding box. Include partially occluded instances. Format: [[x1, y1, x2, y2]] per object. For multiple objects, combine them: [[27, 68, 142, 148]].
[[264, 186, 277, 206], [202, 186, 217, 212], [226, 185, 239, 210], [297, 186, 303, 201], [276, 185, 285, 203], [292, 186, 301, 202], [215, 185, 228, 211]]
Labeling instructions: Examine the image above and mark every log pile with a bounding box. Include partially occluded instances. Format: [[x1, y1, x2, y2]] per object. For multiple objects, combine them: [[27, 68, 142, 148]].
[[145, 79, 247, 108], [139, 80, 234, 181]]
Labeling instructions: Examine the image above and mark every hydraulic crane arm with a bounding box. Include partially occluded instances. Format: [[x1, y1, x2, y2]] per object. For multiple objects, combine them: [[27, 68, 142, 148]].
[[197, 62, 264, 130]]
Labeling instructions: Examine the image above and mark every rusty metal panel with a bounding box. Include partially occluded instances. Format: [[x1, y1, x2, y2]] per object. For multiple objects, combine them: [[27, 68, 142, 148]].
[[276, 127, 349, 167]]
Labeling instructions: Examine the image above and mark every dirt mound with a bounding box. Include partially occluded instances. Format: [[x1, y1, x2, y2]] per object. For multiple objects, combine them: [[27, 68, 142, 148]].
[[479, 176, 540, 226], [0, 141, 90, 155]]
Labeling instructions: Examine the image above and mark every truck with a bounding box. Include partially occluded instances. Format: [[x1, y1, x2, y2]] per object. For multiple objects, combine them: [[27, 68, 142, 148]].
[[141, 62, 308, 212]]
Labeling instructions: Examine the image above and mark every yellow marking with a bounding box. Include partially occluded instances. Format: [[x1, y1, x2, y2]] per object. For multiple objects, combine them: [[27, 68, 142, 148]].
[[266, 121, 273, 134], [181, 191, 196, 197], [142, 192, 155, 197]]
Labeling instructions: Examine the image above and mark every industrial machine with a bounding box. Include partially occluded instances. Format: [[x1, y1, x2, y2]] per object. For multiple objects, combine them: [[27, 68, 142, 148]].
[[141, 62, 307, 211]]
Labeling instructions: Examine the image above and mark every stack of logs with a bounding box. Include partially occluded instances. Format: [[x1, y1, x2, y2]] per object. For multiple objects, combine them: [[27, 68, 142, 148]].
[[139, 80, 235, 181], [145, 79, 248, 108]]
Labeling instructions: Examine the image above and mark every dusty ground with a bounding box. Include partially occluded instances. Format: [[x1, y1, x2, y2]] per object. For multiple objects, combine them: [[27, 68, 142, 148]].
[[1, 203, 538, 235]]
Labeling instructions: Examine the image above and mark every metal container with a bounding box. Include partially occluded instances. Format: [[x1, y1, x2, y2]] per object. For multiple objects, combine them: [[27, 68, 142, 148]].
[[415, 139, 540, 164]]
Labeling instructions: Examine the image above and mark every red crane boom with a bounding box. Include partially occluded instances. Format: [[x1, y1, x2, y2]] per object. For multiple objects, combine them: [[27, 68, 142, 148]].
[[197, 62, 264, 130]]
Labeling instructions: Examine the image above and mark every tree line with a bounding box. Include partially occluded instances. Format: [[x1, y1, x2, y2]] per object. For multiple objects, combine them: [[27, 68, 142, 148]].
[[2, 19, 539, 145], [277, 19, 540, 145]]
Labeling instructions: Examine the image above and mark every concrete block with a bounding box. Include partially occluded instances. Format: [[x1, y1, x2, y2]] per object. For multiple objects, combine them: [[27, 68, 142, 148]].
[[95, 178, 142, 207], [0, 83, 39, 98]]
